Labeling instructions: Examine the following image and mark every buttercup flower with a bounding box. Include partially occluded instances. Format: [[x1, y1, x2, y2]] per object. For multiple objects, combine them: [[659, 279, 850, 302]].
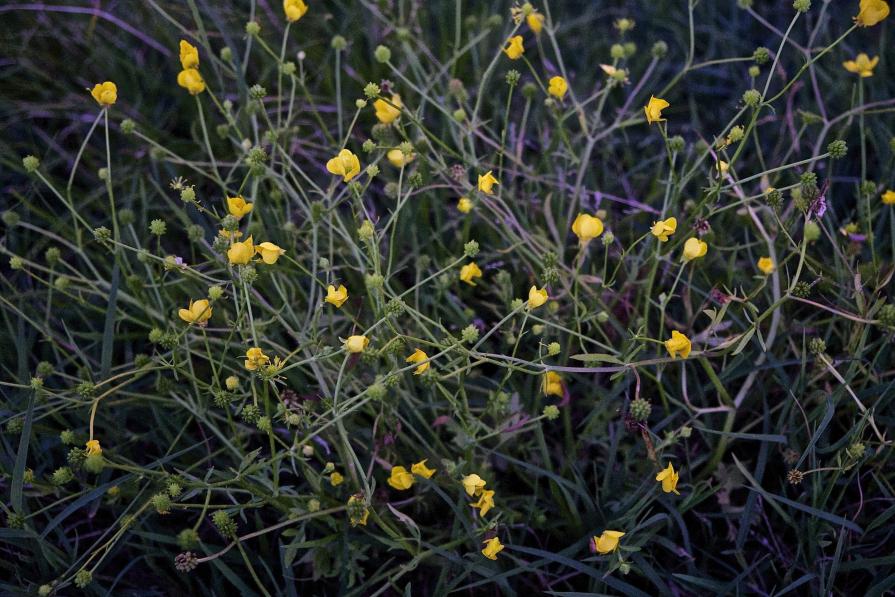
[[330, 472, 344, 487], [85, 439, 102, 457], [656, 462, 680, 494], [462, 473, 487, 496], [179, 40, 200, 70], [387, 149, 414, 168], [227, 196, 254, 219], [664, 330, 692, 359], [177, 69, 206, 95], [855, 0, 889, 26], [548, 76, 568, 99], [843, 53, 879, 77], [387, 466, 415, 490], [457, 197, 473, 213], [374, 94, 402, 124], [651, 217, 677, 242], [571, 213, 604, 244], [90, 82, 118, 107], [256, 242, 286, 264], [593, 530, 624, 554], [682, 237, 708, 261], [757, 256, 775, 275], [644, 95, 669, 124], [347, 494, 369, 526], [543, 371, 563, 396], [527, 11, 545, 33], [883, 190, 895, 205], [345, 335, 369, 354], [478, 171, 499, 195], [503, 36, 524, 60], [245, 347, 270, 371], [178, 299, 212, 325], [460, 262, 483, 285], [283, 0, 309, 22], [411, 459, 436, 478], [472, 489, 496, 517], [405, 349, 430, 375], [325, 284, 349, 308], [227, 236, 255, 265], [482, 537, 504, 560], [326, 149, 361, 182], [527, 286, 548, 309]]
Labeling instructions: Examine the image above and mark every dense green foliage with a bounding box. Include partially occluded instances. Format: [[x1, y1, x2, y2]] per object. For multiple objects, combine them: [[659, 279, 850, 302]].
[[2, 0, 895, 594]]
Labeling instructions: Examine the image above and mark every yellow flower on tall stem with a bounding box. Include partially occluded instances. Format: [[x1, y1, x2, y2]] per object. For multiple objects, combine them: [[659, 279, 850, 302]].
[[548, 76, 568, 99], [571, 213, 604, 244], [457, 197, 473, 213], [503, 35, 524, 60], [543, 371, 563, 396], [85, 439, 102, 457], [244, 347, 270, 371], [411, 460, 436, 478], [478, 171, 499, 195], [387, 466, 415, 490], [227, 196, 254, 219], [374, 94, 402, 124], [177, 69, 206, 95], [90, 82, 118, 107], [462, 473, 486, 496], [593, 530, 625, 554], [644, 95, 669, 124], [527, 286, 548, 310], [178, 299, 212, 325], [655, 462, 680, 494], [482, 537, 504, 560], [757, 257, 775, 275], [883, 190, 895, 205], [326, 149, 361, 182], [179, 40, 200, 69], [664, 330, 692, 359], [650, 217, 677, 242], [283, 0, 309, 22], [843, 53, 879, 77], [345, 335, 369, 354], [256, 242, 286, 264], [472, 489, 496, 516], [405, 349, 430, 375], [227, 236, 255, 265], [459, 262, 483, 285], [325, 285, 349, 308], [682, 237, 708, 261], [527, 11, 545, 33], [854, 0, 889, 26]]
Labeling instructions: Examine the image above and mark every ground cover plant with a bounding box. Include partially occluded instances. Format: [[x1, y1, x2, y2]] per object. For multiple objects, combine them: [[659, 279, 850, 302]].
[[2, 0, 895, 594]]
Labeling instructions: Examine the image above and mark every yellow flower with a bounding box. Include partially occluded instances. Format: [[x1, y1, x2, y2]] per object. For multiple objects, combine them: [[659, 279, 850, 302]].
[[548, 76, 568, 99], [843, 53, 879, 77], [462, 473, 486, 496], [655, 463, 680, 495], [256, 242, 286, 264], [326, 149, 361, 182], [482, 537, 505, 560], [682, 237, 708, 261], [571, 213, 604, 244], [457, 197, 473, 213], [283, 0, 309, 22], [374, 94, 402, 124], [244, 347, 270, 371], [717, 160, 730, 175], [478, 170, 499, 195], [527, 11, 545, 33], [757, 256, 775, 275], [664, 330, 692, 359], [177, 68, 206, 95], [472, 489, 496, 517], [227, 196, 254, 219], [650, 217, 677, 242], [347, 494, 369, 526], [85, 439, 102, 457], [387, 466, 415, 490], [593, 530, 625, 554], [503, 35, 524, 60], [387, 148, 414, 168], [460, 262, 483, 286], [227, 236, 255, 265], [543, 371, 563, 396], [644, 95, 669, 124], [527, 286, 548, 310], [325, 284, 349, 308], [855, 0, 889, 26], [179, 40, 200, 70], [405, 349, 430, 375], [178, 299, 212, 325], [345, 335, 369, 354], [90, 81, 118, 107], [883, 190, 895, 204], [411, 459, 436, 478], [330, 472, 344, 486]]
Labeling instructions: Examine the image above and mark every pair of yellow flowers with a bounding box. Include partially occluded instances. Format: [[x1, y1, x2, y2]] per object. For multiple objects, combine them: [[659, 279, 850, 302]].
[[386, 460, 436, 490]]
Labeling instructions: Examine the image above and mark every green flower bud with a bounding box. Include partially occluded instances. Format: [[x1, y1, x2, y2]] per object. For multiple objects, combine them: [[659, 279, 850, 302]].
[[374, 45, 392, 63]]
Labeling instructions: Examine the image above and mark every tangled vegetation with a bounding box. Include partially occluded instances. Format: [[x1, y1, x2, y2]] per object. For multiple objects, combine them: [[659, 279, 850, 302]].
[[2, 0, 895, 594]]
